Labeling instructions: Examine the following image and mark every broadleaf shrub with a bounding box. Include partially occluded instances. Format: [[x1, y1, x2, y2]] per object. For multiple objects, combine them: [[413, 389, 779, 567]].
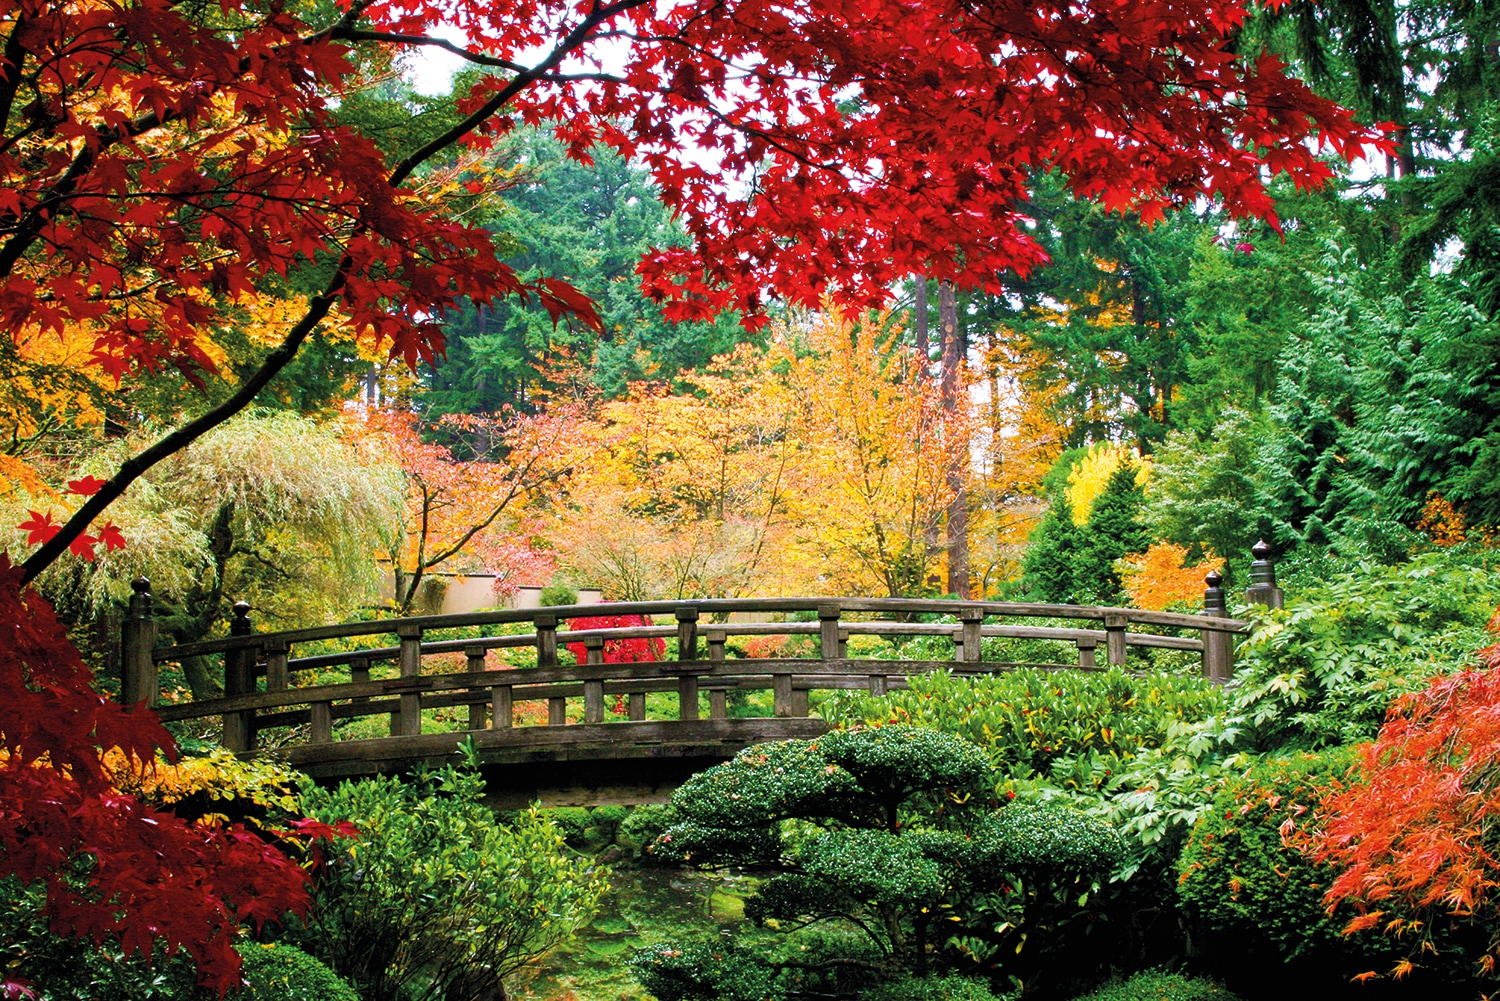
[[293, 764, 608, 1001], [1068, 969, 1242, 1001]]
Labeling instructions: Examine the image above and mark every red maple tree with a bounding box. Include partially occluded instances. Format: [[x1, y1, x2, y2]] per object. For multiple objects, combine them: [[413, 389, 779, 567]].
[[565, 611, 665, 664], [0, 558, 350, 996]]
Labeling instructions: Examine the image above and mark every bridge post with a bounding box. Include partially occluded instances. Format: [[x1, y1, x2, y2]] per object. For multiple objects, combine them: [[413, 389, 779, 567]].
[[959, 608, 984, 663], [818, 604, 841, 659], [535, 612, 558, 666], [1201, 570, 1233, 683], [583, 635, 606, 724], [394, 623, 423, 736], [675, 607, 700, 720], [1245, 540, 1284, 610], [465, 645, 488, 729], [1103, 612, 1129, 666], [264, 639, 290, 693], [120, 578, 158, 708], [222, 601, 256, 753], [1076, 636, 1098, 670]]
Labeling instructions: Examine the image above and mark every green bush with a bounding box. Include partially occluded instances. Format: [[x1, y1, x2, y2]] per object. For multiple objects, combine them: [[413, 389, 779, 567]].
[[628, 940, 784, 1001], [1069, 969, 1241, 1001], [641, 727, 1120, 992], [235, 942, 357, 1001], [617, 803, 676, 855], [540, 582, 580, 606], [1176, 748, 1412, 983], [1232, 548, 1500, 748], [294, 762, 608, 1001], [863, 974, 1018, 1001]]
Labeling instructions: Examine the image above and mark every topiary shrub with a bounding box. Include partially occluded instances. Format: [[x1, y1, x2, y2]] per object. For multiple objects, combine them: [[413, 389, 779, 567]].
[[639, 726, 1122, 996], [1069, 969, 1241, 1001], [236, 941, 358, 1001]]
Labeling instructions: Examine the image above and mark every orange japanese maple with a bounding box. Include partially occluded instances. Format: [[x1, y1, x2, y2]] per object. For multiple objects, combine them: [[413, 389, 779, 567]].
[[1306, 620, 1500, 975]]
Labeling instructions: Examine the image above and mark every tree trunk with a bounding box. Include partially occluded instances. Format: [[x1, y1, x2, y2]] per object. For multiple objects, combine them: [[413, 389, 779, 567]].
[[939, 282, 970, 598]]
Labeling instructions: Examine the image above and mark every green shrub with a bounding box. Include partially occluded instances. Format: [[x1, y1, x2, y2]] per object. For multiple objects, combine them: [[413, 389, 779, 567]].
[[540, 582, 580, 606], [1232, 548, 1500, 748], [863, 974, 1018, 1001], [1176, 748, 1411, 983], [642, 727, 1120, 990], [235, 942, 357, 1001], [1069, 969, 1241, 1001], [294, 762, 608, 1001], [628, 940, 784, 1001], [617, 803, 675, 855]]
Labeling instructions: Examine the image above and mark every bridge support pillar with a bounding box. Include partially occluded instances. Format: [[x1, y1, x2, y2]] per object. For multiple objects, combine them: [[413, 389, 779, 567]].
[[584, 636, 606, 724], [959, 608, 984, 663], [675, 608, 700, 719]]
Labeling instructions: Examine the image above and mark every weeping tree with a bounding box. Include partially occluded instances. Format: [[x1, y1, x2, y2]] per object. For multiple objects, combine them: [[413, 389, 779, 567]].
[[14, 410, 402, 698]]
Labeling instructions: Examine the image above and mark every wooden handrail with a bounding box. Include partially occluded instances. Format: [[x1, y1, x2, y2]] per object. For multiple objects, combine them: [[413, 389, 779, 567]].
[[151, 597, 1248, 662]]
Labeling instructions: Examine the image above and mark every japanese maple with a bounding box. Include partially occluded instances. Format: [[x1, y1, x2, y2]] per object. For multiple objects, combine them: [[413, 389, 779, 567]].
[[565, 611, 665, 663], [1306, 619, 1500, 975], [3, 0, 1385, 574], [0, 557, 345, 996]]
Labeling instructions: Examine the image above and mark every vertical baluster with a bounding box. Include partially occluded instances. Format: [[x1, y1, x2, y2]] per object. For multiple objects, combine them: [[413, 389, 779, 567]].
[[394, 623, 423, 736], [264, 640, 290, 692], [120, 578, 158, 708], [350, 656, 370, 703], [310, 702, 332, 743], [707, 630, 727, 719], [584, 635, 605, 724], [676, 607, 699, 720], [1104, 612, 1128, 667], [536, 613, 565, 725], [465, 644, 487, 729], [1076, 636, 1098, 671], [960, 607, 983, 663], [867, 673, 887, 696], [491, 684, 513, 729], [773, 672, 794, 717], [818, 604, 841, 660]]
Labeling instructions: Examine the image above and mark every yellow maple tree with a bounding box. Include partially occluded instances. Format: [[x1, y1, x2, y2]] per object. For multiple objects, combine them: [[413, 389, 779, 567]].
[[1117, 542, 1223, 611]]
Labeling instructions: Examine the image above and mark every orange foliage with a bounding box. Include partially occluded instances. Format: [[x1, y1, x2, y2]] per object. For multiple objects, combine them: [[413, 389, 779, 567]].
[[1305, 624, 1500, 970], [1118, 543, 1222, 611], [1416, 493, 1467, 546]]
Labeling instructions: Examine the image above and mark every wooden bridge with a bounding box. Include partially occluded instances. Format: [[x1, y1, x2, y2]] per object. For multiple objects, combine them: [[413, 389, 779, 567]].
[[123, 552, 1281, 805]]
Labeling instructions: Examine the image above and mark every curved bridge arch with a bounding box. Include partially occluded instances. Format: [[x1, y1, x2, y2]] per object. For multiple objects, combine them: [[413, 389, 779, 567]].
[[127, 593, 1253, 804]]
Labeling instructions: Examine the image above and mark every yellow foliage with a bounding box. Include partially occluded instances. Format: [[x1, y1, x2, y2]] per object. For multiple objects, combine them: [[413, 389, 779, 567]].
[[104, 747, 304, 828], [1066, 443, 1149, 524], [1118, 543, 1223, 611]]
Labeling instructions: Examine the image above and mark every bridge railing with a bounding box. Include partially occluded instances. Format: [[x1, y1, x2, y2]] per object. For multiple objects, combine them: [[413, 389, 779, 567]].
[[120, 543, 1289, 758]]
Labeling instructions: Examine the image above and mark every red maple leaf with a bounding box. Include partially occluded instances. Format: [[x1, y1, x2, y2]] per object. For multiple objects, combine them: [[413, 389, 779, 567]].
[[98, 522, 127, 553], [68, 533, 98, 561], [16, 511, 59, 546], [65, 476, 108, 496]]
